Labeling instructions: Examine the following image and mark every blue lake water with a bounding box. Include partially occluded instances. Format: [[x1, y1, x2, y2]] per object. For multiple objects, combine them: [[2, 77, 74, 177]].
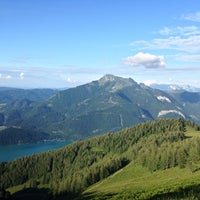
[[0, 140, 72, 163]]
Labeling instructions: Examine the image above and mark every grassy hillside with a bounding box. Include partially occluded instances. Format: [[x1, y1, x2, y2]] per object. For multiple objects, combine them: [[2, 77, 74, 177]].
[[1, 119, 200, 200], [80, 125, 200, 200], [82, 163, 200, 200]]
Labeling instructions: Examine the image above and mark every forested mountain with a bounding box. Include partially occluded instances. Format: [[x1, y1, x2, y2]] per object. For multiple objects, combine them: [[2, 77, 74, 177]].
[[170, 91, 200, 123], [0, 88, 58, 144], [1, 119, 200, 199], [2, 74, 200, 144], [0, 87, 58, 104]]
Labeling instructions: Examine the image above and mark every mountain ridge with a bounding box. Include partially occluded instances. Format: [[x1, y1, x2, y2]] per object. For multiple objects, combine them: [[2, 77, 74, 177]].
[[0, 74, 200, 144]]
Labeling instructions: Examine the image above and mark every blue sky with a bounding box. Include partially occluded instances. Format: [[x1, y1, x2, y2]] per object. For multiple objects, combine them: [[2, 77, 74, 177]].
[[1, 0, 200, 88]]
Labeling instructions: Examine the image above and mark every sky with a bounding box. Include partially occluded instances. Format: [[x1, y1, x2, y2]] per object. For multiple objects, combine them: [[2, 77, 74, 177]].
[[1, 0, 200, 88]]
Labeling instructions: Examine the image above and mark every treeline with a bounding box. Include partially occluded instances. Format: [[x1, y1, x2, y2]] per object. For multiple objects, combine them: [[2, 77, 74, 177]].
[[0, 119, 199, 199], [130, 128, 200, 172], [129, 120, 200, 172]]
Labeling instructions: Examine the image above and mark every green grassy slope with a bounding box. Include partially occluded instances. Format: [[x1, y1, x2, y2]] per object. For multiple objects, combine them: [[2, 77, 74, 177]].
[[1, 119, 200, 200], [82, 163, 200, 200], [81, 127, 200, 200]]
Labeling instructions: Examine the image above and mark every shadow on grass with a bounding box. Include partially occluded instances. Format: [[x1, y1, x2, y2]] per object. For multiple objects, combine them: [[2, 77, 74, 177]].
[[8, 185, 200, 200], [148, 184, 200, 200], [11, 188, 52, 200], [75, 184, 200, 200]]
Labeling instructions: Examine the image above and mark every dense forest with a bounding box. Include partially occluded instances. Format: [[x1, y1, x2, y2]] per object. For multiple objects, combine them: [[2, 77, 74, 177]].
[[1, 118, 200, 199]]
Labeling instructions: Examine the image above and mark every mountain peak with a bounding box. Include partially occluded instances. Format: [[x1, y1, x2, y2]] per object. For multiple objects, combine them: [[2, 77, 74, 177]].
[[99, 74, 120, 83], [99, 74, 136, 84], [98, 74, 139, 91]]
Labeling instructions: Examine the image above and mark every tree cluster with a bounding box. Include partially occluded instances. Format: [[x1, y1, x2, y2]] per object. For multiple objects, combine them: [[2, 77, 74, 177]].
[[0, 118, 199, 198]]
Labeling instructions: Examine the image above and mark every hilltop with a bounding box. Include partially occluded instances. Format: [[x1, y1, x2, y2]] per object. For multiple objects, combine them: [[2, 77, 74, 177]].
[[1, 119, 200, 199]]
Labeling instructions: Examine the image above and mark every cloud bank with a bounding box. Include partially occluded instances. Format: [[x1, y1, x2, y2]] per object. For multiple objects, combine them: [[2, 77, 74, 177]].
[[123, 52, 166, 68]]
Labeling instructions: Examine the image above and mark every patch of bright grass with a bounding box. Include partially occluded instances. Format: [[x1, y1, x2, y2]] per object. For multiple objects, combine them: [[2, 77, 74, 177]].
[[83, 162, 200, 199], [8, 184, 25, 194], [185, 126, 200, 138]]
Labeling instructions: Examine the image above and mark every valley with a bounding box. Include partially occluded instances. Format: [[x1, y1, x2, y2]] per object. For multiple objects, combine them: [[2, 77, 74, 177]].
[[2, 1, 199, 199], [1, 75, 200, 146], [1, 75, 200, 199]]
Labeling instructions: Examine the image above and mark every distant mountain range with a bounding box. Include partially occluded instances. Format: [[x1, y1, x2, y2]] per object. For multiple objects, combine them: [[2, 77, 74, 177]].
[[0, 87, 58, 103], [1, 74, 200, 144], [150, 83, 200, 92]]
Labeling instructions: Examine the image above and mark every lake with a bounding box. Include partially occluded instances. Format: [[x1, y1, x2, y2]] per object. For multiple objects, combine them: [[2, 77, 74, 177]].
[[0, 140, 72, 162]]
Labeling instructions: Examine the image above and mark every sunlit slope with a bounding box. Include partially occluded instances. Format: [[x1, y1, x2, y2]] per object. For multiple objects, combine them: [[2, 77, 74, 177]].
[[81, 127, 200, 200], [2, 119, 200, 200], [83, 163, 200, 200]]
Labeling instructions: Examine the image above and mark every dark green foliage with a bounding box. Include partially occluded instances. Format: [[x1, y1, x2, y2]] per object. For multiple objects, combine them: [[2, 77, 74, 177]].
[[127, 120, 200, 173], [0, 119, 188, 191], [148, 184, 200, 200], [11, 188, 52, 200], [0, 188, 10, 200], [1, 119, 200, 199]]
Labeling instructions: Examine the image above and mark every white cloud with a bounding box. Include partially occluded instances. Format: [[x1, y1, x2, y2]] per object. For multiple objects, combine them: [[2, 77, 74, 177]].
[[159, 26, 200, 36], [5, 75, 12, 79], [66, 77, 76, 83], [143, 79, 157, 86], [131, 35, 200, 53], [123, 52, 166, 68], [159, 27, 172, 35], [131, 23, 200, 64], [19, 72, 25, 80], [0, 73, 12, 79], [183, 12, 200, 22]]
